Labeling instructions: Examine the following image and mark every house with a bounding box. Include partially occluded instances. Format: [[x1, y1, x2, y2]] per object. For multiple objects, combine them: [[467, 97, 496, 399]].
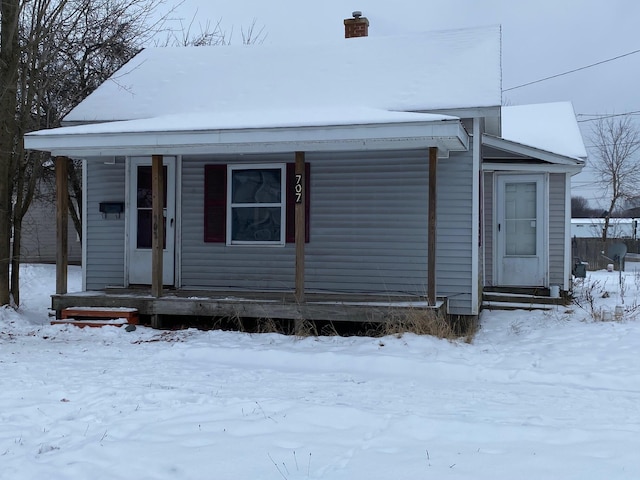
[[24, 14, 585, 327]]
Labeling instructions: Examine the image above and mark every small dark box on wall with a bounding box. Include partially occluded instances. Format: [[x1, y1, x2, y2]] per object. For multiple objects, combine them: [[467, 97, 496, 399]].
[[99, 201, 124, 218]]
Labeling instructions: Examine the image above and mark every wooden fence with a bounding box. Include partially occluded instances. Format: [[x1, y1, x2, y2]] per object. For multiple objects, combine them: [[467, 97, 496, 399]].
[[572, 238, 640, 271]]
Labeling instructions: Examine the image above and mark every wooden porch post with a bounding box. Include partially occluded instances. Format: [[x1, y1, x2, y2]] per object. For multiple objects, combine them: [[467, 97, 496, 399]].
[[427, 147, 438, 306], [151, 154, 164, 302], [294, 151, 306, 303], [55, 156, 69, 295]]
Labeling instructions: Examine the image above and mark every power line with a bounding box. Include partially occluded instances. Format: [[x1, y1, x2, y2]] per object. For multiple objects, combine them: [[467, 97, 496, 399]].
[[584, 141, 640, 149], [503, 47, 640, 92], [577, 111, 640, 123]]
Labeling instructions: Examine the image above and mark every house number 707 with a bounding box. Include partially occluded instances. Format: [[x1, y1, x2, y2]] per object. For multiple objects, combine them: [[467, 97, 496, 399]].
[[295, 174, 303, 204]]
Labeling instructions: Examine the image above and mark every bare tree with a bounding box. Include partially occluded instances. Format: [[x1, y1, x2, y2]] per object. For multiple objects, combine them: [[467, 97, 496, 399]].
[[1, 1, 266, 306], [157, 12, 266, 47], [0, 0, 21, 306], [572, 196, 591, 218], [590, 116, 640, 241], [1, 0, 172, 306]]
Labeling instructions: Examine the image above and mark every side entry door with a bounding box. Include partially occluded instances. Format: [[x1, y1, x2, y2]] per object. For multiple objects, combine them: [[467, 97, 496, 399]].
[[496, 174, 546, 287]]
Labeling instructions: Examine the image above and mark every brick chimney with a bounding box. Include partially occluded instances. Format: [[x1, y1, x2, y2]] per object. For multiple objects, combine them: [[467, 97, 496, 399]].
[[344, 11, 369, 38]]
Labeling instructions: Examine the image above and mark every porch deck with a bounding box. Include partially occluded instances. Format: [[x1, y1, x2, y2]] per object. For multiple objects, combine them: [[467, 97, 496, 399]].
[[51, 288, 445, 328]]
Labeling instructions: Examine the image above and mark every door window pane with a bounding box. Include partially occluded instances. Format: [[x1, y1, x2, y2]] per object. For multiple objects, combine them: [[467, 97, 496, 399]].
[[137, 165, 167, 249], [505, 182, 536, 256]]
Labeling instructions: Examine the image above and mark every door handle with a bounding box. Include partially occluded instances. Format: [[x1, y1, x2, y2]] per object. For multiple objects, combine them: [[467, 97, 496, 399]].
[[170, 218, 174, 227], [498, 223, 501, 232]]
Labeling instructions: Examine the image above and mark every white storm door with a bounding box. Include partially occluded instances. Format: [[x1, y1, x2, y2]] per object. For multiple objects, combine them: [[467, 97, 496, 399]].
[[496, 175, 546, 287], [128, 157, 176, 285]]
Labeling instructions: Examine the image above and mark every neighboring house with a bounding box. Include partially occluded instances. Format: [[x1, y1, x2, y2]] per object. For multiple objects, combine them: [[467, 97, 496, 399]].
[[571, 218, 638, 239], [24, 14, 585, 326], [20, 180, 82, 265]]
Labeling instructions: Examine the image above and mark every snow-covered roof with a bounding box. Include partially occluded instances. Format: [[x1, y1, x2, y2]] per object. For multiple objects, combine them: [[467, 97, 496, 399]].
[[500, 102, 587, 160], [63, 25, 502, 123], [38, 107, 456, 136]]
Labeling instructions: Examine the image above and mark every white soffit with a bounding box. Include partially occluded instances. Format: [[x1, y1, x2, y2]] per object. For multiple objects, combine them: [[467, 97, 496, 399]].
[[482, 134, 585, 166]]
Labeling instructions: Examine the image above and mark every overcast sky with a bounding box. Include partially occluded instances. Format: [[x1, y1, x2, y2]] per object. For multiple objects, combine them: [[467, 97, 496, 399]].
[[171, 0, 640, 207]]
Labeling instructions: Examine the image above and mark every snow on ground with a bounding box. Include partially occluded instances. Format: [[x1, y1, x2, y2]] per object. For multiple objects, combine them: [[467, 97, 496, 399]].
[[1, 264, 639, 479]]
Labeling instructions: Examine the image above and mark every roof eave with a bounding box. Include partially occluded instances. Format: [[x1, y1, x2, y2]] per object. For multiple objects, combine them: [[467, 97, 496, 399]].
[[25, 120, 469, 158]]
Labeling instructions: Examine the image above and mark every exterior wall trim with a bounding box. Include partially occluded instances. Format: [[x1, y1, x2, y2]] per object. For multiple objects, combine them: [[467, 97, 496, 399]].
[[564, 173, 572, 290], [124, 157, 131, 286], [81, 158, 88, 291], [175, 155, 183, 288], [471, 118, 481, 314]]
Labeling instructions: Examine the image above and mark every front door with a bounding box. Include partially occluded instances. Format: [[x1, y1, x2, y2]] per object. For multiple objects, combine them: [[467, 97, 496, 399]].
[[496, 174, 546, 287], [128, 157, 176, 285]]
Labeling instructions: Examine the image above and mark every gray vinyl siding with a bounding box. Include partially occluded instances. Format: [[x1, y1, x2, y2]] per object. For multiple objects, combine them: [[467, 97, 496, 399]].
[[82, 149, 476, 314], [304, 151, 429, 295], [181, 150, 475, 313], [548, 173, 566, 286], [85, 160, 126, 289], [483, 171, 494, 286], [181, 154, 295, 290], [435, 148, 475, 314]]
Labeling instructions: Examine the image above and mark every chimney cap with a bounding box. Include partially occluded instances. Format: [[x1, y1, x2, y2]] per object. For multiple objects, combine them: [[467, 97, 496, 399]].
[[352, 11, 363, 19]]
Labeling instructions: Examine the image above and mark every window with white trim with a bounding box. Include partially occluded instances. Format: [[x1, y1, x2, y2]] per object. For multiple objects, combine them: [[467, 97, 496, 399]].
[[227, 164, 286, 245]]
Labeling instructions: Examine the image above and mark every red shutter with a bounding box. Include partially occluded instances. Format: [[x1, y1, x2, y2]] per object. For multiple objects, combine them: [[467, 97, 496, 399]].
[[204, 165, 227, 242], [286, 162, 310, 243]]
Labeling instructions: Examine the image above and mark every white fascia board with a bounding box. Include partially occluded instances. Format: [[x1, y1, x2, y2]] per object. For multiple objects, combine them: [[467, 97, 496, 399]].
[[25, 120, 469, 158], [482, 134, 585, 167]]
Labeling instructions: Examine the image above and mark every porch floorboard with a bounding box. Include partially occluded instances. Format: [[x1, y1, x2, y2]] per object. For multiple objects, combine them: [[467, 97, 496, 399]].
[[51, 288, 444, 326]]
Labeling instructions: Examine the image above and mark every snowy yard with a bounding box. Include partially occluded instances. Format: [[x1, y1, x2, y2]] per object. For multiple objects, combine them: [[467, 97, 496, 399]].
[[1, 264, 639, 479]]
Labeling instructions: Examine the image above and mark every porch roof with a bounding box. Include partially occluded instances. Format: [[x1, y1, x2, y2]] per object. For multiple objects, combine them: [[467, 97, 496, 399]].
[[24, 108, 469, 158], [482, 134, 586, 169], [481, 101, 587, 174]]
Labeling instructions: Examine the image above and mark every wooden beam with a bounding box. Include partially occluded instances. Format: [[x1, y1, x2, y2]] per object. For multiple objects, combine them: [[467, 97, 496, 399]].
[[151, 155, 164, 300], [294, 151, 306, 303], [55, 156, 69, 295], [427, 147, 438, 306]]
